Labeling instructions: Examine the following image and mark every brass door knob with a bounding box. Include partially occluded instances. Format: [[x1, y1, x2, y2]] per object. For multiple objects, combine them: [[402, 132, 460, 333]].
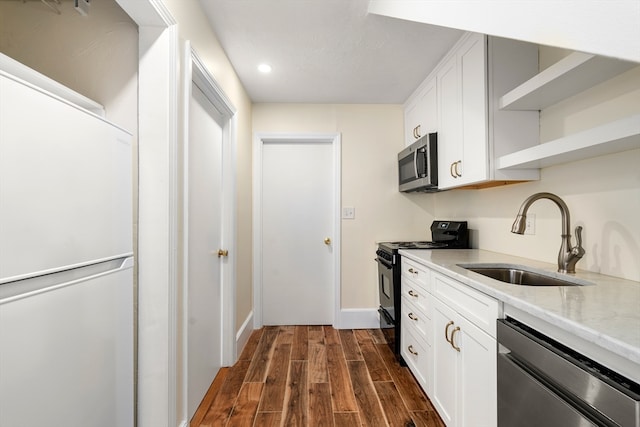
[[324, 237, 331, 245], [217, 249, 229, 258]]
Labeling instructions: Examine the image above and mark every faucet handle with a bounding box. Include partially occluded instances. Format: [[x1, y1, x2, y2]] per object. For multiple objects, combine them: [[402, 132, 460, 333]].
[[572, 226, 585, 258]]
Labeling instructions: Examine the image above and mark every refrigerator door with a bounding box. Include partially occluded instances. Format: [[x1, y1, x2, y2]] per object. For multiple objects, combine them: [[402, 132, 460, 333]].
[[0, 71, 132, 283], [0, 258, 134, 427]]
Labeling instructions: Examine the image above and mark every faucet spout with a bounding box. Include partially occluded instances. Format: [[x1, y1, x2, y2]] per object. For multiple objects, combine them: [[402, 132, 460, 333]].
[[511, 192, 584, 274]]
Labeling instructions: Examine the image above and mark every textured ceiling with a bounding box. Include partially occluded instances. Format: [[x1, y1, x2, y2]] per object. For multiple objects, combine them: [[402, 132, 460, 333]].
[[198, 0, 463, 104]]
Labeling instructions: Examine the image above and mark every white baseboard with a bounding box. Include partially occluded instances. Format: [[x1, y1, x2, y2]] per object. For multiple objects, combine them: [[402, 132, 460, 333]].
[[235, 310, 254, 359], [336, 308, 379, 329], [178, 421, 188, 427], [239, 308, 378, 334]]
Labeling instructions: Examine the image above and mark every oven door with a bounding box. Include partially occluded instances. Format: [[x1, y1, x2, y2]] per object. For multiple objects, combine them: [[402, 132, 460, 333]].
[[377, 256, 396, 347], [376, 256, 394, 318]]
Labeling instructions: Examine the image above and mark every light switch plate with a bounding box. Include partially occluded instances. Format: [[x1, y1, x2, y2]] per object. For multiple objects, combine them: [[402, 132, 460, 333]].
[[342, 207, 355, 219]]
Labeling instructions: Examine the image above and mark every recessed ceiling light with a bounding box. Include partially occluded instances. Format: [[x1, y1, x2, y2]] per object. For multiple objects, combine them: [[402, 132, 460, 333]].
[[257, 63, 272, 73]]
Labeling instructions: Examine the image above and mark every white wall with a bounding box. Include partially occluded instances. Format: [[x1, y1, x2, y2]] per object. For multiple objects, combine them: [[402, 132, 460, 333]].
[[252, 104, 437, 308]]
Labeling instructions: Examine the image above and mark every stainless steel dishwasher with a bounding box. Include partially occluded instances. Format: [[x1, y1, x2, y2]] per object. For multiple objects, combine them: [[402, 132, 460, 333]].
[[497, 317, 640, 427]]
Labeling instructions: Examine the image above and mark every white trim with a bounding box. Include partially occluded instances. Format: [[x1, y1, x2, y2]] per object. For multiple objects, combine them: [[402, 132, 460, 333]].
[[252, 133, 342, 329], [236, 311, 255, 356], [115, 0, 176, 26], [181, 41, 238, 424], [338, 309, 380, 330], [114, 2, 179, 427]]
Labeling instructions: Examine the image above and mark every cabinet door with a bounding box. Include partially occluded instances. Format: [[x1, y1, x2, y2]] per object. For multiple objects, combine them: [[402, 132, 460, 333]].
[[455, 314, 497, 427], [405, 95, 422, 145], [437, 54, 461, 189], [458, 33, 488, 186], [432, 297, 497, 427], [405, 79, 437, 146], [421, 79, 438, 135], [431, 299, 458, 426]]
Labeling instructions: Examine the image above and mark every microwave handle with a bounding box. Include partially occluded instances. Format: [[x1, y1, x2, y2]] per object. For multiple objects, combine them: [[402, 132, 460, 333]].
[[413, 149, 419, 179]]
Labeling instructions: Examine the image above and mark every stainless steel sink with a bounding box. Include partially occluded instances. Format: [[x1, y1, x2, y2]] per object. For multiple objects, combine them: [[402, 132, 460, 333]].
[[457, 263, 594, 286]]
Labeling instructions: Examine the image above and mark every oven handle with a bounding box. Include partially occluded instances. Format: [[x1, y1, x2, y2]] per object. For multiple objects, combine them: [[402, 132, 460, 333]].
[[376, 257, 393, 270]]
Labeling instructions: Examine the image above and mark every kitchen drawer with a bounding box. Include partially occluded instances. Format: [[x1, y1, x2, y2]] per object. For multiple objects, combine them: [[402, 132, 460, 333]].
[[401, 276, 430, 315], [432, 271, 500, 337], [402, 295, 432, 343], [401, 257, 430, 290], [401, 320, 433, 395]]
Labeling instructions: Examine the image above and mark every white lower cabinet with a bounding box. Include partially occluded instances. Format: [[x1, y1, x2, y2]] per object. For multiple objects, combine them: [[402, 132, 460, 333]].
[[432, 298, 497, 427], [401, 272, 434, 394], [401, 312, 433, 394], [400, 260, 499, 427]]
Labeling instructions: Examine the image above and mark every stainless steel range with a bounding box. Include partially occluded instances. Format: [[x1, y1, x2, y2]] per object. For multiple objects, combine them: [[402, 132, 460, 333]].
[[376, 220, 469, 362]]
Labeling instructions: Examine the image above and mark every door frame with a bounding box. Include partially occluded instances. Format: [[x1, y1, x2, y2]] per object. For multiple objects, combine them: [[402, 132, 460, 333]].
[[252, 133, 341, 328], [114, 1, 181, 426], [181, 42, 237, 418]]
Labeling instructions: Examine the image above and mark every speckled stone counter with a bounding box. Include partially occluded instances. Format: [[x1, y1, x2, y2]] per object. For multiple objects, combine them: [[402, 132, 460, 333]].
[[398, 249, 640, 380]]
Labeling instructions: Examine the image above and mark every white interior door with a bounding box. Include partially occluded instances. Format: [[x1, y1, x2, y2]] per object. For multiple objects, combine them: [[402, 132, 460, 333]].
[[186, 81, 224, 418], [261, 139, 335, 325]]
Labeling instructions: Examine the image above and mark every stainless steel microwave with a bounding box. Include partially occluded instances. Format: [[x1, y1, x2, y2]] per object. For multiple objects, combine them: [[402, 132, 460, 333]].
[[398, 133, 438, 192]]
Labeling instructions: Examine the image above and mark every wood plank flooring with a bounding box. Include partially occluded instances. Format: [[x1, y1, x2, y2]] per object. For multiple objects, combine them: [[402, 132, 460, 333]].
[[191, 326, 444, 427]]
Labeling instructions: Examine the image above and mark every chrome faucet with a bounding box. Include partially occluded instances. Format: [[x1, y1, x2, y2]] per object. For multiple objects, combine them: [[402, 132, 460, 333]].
[[511, 192, 585, 274]]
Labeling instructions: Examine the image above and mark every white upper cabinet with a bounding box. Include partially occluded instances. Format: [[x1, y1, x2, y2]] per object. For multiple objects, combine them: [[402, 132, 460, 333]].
[[437, 33, 490, 189], [430, 32, 540, 190], [404, 77, 437, 146]]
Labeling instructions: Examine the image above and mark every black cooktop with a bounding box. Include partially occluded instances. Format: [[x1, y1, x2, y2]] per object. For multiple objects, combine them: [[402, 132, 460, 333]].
[[380, 241, 448, 251], [378, 220, 469, 254]]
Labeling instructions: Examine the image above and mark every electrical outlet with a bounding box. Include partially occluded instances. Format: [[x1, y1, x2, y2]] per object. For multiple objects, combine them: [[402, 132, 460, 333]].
[[525, 213, 536, 235]]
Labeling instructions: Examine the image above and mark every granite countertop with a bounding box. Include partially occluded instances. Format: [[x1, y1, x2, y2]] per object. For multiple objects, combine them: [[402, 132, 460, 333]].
[[398, 249, 640, 369]]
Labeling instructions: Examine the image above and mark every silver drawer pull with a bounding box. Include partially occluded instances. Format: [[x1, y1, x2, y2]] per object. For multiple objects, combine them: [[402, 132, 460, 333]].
[[408, 290, 418, 297], [408, 345, 418, 356], [408, 268, 415, 273], [408, 312, 418, 321]]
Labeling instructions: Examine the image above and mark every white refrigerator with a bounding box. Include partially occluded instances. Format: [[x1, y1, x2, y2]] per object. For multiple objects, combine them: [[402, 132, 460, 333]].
[[0, 61, 134, 427]]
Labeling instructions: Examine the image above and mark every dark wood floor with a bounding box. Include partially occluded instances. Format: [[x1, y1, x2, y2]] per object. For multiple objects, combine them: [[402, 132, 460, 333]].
[[190, 325, 444, 427]]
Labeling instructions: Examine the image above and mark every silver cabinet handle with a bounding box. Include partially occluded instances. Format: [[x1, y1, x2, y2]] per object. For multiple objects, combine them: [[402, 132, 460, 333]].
[[408, 290, 418, 297], [408, 312, 418, 321], [408, 345, 418, 356]]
